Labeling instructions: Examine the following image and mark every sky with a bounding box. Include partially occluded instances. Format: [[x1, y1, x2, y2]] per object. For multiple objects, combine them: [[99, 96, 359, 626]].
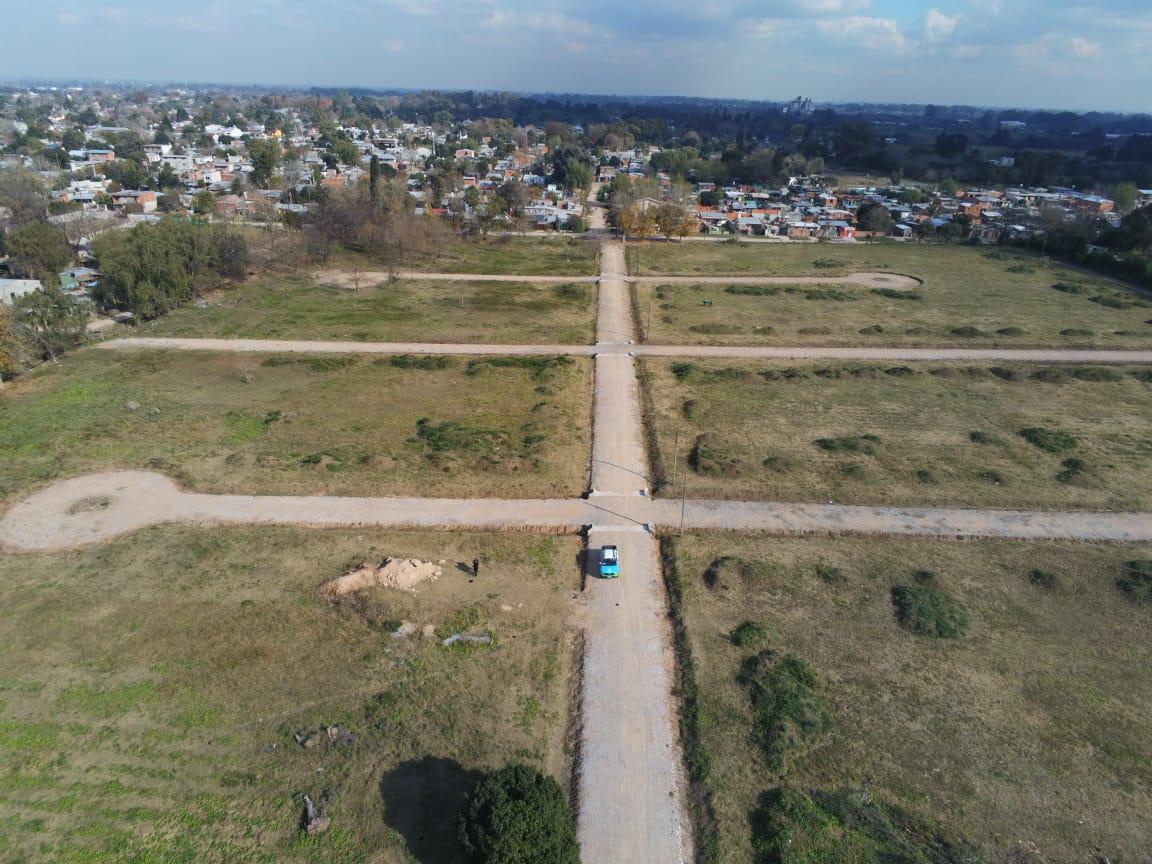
[[2, 0, 1150, 112]]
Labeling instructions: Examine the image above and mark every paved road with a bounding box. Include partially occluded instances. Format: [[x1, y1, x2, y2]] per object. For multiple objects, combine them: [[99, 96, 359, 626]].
[[98, 338, 1152, 366]]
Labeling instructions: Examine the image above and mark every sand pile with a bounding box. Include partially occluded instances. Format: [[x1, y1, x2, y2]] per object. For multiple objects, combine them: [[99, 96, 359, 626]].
[[322, 557, 442, 599]]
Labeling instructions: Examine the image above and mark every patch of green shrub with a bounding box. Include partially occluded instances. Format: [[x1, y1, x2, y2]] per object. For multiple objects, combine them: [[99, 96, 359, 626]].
[[1070, 367, 1123, 382], [730, 621, 770, 648], [989, 367, 1019, 381], [814, 434, 880, 455], [762, 455, 794, 473], [814, 563, 844, 584], [789, 287, 854, 302], [761, 368, 810, 381], [465, 355, 573, 381], [703, 556, 763, 589], [858, 324, 884, 335], [680, 398, 698, 420], [1056, 458, 1086, 483], [725, 285, 780, 296], [1116, 561, 1152, 603], [812, 257, 845, 269], [458, 765, 580, 864], [1051, 281, 1088, 294], [739, 651, 831, 772], [1030, 368, 1068, 384], [1018, 426, 1078, 453], [891, 582, 970, 639], [949, 326, 986, 338], [1090, 295, 1133, 309], [976, 469, 1006, 485], [302, 355, 357, 373], [1006, 264, 1036, 274], [968, 430, 1001, 445], [386, 354, 452, 370], [885, 366, 916, 377], [996, 327, 1027, 336], [871, 287, 922, 300], [1028, 569, 1062, 591], [690, 434, 743, 477], [670, 361, 698, 381], [1060, 327, 1093, 337], [689, 323, 743, 335]]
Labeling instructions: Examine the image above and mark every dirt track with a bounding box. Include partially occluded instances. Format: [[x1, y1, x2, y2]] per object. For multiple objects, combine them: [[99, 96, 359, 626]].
[[96, 337, 1152, 365]]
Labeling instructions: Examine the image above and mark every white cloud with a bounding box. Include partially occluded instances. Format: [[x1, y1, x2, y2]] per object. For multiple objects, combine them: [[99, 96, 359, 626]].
[[1069, 36, 1100, 57], [382, 39, 404, 52], [818, 16, 907, 50], [923, 9, 959, 42]]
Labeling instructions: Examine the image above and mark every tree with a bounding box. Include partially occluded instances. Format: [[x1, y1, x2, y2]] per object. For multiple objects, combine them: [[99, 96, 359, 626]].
[[11, 284, 87, 361], [654, 203, 693, 240], [192, 190, 218, 215], [0, 168, 50, 224], [934, 132, 969, 159], [248, 138, 282, 187], [6, 222, 72, 281], [856, 202, 893, 237], [834, 121, 874, 165], [332, 138, 361, 167], [1112, 182, 1139, 214], [458, 765, 579, 864], [369, 154, 382, 204]]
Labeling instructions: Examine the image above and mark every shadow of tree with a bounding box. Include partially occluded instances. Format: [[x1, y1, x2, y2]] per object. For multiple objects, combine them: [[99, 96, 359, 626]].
[[379, 756, 484, 864]]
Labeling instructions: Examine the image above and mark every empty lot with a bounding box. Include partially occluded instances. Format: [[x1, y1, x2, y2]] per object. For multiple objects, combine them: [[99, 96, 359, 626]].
[[0, 349, 592, 504], [144, 276, 596, 345], [642, 358, 1152, 511], [0, 525, 581, 864], [667, 533, 1152, 864]]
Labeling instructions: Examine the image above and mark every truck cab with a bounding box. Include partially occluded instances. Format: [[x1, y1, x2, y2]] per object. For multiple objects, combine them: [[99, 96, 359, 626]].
[[599, 545, 619, 578]]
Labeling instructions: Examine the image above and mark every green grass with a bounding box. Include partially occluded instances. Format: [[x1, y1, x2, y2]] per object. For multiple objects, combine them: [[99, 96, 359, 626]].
[[632, 244, 1152, 348], [669, 534, 1152, 864], [144, 276, 595, 345], [0, 349, 591, 505], [0, 526, 580, 864], [643, 358, 1152, 510], [331, 236, 598, 276]]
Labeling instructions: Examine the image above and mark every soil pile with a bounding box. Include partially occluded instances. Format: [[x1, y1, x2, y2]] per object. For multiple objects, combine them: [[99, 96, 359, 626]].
[[322, 557, 442, 599]]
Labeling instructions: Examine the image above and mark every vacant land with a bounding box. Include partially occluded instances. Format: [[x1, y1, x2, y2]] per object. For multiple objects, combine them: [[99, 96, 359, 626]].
[[0, 525, 581, 864], [666, 534, 1152, 864], [643, 358, 1152, 510], [329, 236, 598, 276], [143, 276, 595, 345], [630, 245, 1152, 348], [0, 350, 591, 505]]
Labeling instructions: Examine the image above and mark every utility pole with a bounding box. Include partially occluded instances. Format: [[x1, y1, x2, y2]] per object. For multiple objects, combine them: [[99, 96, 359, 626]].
[[679, 469, 689, 536], [670, 423, 681, 489]]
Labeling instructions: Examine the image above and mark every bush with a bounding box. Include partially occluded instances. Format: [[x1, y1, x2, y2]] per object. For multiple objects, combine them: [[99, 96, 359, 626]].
[[1055, 458, 1086, 483], [750, 788, 870, 864], [670, 361, 698, 381], [1070, 367, 1123, 382], [814, 434, 880, 455], [871, 287, 922, 300], [1116, 561, 1152, 604], [949, 326, 986, 338], [725, 285, 780, 296], [690, 435, 743, 477], [1028, 569, 1062, 591], [386, 354, 451, 370], [1018, 426, 1078, 453], [762, 455, 793, 473], [858, 324, 884, 335], [1090, 295, 1133, 309], [739, 651, 831, 772], [458, 765, 580, 864], [1030, 368, 1068, 384], [814, 563, 844, 584], [703, 555, 761, 588], [891, 583, 970, 639], [989, 367, 1019, 381], [1051, 281, 1088, 294], [689, 323, 743, 335], [996, 327, 1027, 337], [730, 620, 770, 648], [812, 257, 845, 269], [968, 430, 1001, 445], [1060, 328, 1093, 338]]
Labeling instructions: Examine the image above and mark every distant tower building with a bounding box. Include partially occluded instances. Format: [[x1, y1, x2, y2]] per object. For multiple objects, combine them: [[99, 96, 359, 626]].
[[783, 96, 814, 116]]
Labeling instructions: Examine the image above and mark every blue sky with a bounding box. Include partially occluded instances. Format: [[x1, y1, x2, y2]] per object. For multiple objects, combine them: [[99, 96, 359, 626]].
[[3, 0, 1150, 112]]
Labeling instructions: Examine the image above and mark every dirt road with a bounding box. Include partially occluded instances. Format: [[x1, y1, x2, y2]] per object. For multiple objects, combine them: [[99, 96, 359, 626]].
[[313, 270, 599, 287], [632, 272, 922, 289], [97, 338, 1152, 365]]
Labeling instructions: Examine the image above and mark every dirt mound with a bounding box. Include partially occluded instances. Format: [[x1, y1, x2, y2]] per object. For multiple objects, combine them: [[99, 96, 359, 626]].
[[322, 557, 442, 599]]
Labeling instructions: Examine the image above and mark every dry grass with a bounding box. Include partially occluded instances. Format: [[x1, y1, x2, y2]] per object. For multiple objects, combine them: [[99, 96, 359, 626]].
[[643, 358, 1152, 510], [669, 533, 1152, 864], [631, 244, 1152, 348], [0, 349, 592, 505], [143, 276, 596, 345], [0, 525, 582, 864]]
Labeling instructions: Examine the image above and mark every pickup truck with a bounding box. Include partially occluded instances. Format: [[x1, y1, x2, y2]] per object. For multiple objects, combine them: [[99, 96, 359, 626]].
[[599, 545, 619, 578]]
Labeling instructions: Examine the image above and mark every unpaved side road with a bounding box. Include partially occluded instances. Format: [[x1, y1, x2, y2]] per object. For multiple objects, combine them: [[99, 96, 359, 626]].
[[632, 271, 922, 289], [97, 338, 1152, 365], [313, 270, 599, 287]]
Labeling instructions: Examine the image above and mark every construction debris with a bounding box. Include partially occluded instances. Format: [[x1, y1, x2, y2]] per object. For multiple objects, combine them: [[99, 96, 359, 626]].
[[302, 793, 330, 835], [293, 725, 356, 750]]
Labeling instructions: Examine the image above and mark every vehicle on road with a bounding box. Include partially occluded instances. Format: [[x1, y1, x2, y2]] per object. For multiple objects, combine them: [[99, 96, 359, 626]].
[[599, 545, 619, 578]]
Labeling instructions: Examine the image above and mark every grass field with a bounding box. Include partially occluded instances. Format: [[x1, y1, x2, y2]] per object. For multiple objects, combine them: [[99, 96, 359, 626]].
[[142, 276, 596, 345], [630, 244, 1152, 348], [642, 359, 1152, 510], [0, 525, 581, 864], [0, 349, 591, 505], [329, 236, 598, 276], [665, 534, 1152, 864]]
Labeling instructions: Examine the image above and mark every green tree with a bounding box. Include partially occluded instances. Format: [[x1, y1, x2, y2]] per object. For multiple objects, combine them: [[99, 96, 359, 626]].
[[332, 138, 361, 167], [369, 154, 382, 203], [855, 202, 893, 237], [248, 138, 282, 187], [6, 222, 72, 281], [458, 765, 579, 864], [0, 168, 50, 224], [192, 190, 218, 215], [61, 127, 85, 152], [1112, 182, 1139, 213], [11, 284, 87, 361], [157, 162, 181, 191]]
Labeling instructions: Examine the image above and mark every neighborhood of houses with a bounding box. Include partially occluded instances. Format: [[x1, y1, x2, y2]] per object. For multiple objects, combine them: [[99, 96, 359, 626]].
[[2, 85, 1151, 306]]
